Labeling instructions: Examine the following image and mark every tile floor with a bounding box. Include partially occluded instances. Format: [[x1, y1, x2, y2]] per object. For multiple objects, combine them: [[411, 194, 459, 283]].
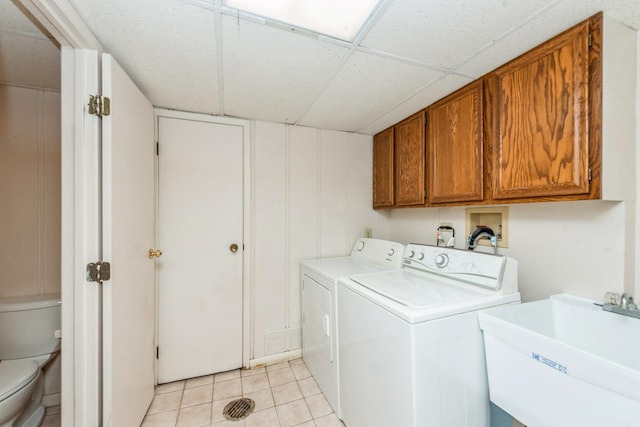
[[141, 358, 345, 427]]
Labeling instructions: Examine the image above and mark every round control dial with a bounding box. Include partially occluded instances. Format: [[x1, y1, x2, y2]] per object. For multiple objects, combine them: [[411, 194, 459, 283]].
[[408, 250, 415, 258], [435, 253, 449, 268], [417, 253, 425, 261]]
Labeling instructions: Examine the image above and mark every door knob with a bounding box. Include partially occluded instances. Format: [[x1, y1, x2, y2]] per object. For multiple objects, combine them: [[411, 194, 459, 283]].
[[230, 243, 239, 253], [148, 249, 163, 259]]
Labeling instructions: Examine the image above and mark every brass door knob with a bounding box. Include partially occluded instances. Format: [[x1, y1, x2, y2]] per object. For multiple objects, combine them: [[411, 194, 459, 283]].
[[148, 249, 163, 259], [230, 243, 239, 253]]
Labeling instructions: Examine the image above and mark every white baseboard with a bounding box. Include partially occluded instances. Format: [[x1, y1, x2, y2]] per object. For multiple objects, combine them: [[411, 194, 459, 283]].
[[248, 349, 302, 368], [42, 392, 61, 408]]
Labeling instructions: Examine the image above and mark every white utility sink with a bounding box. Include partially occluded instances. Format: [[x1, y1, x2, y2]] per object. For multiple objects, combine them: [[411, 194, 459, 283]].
[[478, 294, 640, 427]]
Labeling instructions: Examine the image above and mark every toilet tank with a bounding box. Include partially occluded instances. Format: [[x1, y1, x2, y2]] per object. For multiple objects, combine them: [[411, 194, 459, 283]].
[[0, 293, 61, 360]]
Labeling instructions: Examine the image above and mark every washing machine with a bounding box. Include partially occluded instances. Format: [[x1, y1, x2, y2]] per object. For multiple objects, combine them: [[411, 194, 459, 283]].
[[337, 243, 520, 427], [301, 238, 405, 417]]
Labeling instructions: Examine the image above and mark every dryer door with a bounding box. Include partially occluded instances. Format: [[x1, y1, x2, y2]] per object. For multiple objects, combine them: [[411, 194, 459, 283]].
[[301, 274, 340, 412]]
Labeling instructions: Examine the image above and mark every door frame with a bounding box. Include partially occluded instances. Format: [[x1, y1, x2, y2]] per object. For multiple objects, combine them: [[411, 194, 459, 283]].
[[17, 1, 103, 426], [154, 109, 252, 372]]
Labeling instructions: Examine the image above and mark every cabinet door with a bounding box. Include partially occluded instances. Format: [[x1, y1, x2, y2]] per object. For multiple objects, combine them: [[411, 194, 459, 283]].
[[395, 111, 426, 206], [488, 20, 590, 200], [428, 80, 484, 204], [373, 127, 394, 208]]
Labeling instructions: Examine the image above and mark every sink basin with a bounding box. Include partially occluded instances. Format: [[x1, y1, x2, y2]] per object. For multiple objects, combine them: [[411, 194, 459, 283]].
[[478, 294, 640, 427]]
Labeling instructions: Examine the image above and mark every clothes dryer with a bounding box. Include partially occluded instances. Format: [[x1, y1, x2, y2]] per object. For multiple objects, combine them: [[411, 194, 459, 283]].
[[301, 238, 404, 417]]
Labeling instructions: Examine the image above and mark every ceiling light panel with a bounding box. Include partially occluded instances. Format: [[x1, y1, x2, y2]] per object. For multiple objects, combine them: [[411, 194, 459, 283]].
[[224, 0, 380, 41]]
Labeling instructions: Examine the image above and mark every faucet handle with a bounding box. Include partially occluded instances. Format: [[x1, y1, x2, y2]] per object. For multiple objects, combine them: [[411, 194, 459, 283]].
[[604, 292, 621, 306], [622, 294, 637, 310]]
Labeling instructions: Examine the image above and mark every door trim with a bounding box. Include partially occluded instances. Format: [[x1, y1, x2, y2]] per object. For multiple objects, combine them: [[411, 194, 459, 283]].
[[15, 2, 103, 425], [153, 109, 252, 373]]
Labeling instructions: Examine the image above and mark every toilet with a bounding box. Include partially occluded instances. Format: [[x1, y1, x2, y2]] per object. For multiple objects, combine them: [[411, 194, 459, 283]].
[[0, 294, 61, 427]]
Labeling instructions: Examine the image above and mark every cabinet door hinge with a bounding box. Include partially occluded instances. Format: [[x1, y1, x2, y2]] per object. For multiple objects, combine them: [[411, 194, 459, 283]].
[[156, 142, 159, 156], [588, 167, 592, 182], [86, 262, 111, 283], [89, 95, 111, 116], [588, 32, 593, 48], [156, 346, 159, 359]]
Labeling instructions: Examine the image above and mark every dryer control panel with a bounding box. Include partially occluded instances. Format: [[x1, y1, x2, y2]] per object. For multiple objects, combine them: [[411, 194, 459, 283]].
[[350, 238, 405, 269]]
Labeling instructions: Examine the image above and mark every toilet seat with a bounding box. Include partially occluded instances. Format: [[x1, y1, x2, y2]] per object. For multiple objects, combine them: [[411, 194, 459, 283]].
[[0, 360, 39, 401]]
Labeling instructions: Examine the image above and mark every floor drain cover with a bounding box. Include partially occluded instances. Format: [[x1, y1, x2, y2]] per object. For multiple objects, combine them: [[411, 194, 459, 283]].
[[223, 397, 255, 421]]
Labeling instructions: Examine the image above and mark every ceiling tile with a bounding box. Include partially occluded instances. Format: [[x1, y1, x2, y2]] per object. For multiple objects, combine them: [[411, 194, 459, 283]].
[[0, 32, 60, 89], [0, 1, 59, 90], [0, 1, 42, 34], [298, 51, 444, 132], [221, 15, 350, 124], [358, 73, 473, 135], [70, 0, 220, 114], [360, 0, 557, 70], [456, 0, 639, 77], [5, 0, 639, 133]]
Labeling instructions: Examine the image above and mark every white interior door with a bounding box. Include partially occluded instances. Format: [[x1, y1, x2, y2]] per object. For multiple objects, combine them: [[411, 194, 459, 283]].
[[101, 53, 156, 427], [157, 115, 244, 383]]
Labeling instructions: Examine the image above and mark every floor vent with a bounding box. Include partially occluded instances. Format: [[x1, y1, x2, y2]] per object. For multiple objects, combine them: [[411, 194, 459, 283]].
[[223, 397, 255, 421]]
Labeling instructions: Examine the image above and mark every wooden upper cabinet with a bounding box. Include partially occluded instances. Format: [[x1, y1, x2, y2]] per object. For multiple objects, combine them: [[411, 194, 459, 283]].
[[487, 19, 591, 200], [394, 111, 426, 207], [373, 127, 394, 208], [428, 80, 484, 204]]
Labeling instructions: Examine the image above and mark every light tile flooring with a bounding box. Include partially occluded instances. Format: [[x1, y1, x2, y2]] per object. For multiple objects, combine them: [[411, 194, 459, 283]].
[[142, 358, 345, 427]]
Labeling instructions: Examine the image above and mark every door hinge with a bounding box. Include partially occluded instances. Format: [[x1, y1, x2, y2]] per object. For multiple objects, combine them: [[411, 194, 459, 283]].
[[588, 33, 593, 48], [89, 95, 111, 117], [156, 346, 159, 359], [588, 167, 592, 182], [86, 262, 111, 283], [156, 142, 159, 156]]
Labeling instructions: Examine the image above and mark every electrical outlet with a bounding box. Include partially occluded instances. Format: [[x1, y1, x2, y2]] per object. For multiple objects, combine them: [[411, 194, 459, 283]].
[[365, 228, 373, 238]]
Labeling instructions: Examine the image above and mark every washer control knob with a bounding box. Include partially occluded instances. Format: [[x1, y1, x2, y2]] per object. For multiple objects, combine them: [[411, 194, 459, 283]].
[[435, 253, 449, 268], [417, 253, 425, 261], [408, 250, 415, 258], [387, 248, 395, 256], [356, 240, 365, 251]]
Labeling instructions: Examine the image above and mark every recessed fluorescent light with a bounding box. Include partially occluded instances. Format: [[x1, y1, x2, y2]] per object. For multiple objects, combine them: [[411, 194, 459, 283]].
[[224, 0, 380, 41]]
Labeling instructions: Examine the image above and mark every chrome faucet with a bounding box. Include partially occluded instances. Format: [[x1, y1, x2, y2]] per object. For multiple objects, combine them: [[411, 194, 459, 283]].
[[602, 292, 640, 319], [466, 226, 499, 255]]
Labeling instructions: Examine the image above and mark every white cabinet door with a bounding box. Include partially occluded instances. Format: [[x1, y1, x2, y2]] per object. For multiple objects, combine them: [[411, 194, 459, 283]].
[[157, 115, 244, 383], [101, 53, 155, 427]]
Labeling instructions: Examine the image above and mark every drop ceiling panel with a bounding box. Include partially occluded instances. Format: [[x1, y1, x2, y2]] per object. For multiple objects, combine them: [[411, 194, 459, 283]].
[[0, 1, 41, 34], [0, 32, 60, 89], [359, 73, 473, 135], [221, 15, 350, 124], [361, 0, 558, 70], [0, 1, 59, 90], [299, 51, 444, 132], [456, 0, 640, 77], [70, 0, 219, 113]]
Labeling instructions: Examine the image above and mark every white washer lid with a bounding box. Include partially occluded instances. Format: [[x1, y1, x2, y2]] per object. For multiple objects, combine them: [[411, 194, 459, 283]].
[[349, 269, 484, 308], [0, 359, 39, 401]]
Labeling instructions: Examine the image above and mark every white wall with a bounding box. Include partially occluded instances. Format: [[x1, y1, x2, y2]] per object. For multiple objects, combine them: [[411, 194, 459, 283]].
[[0, 83, 61, 298], [250, 120, 388, 360], [388, 201, 627, 303], [0, 83, 61, 406]]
